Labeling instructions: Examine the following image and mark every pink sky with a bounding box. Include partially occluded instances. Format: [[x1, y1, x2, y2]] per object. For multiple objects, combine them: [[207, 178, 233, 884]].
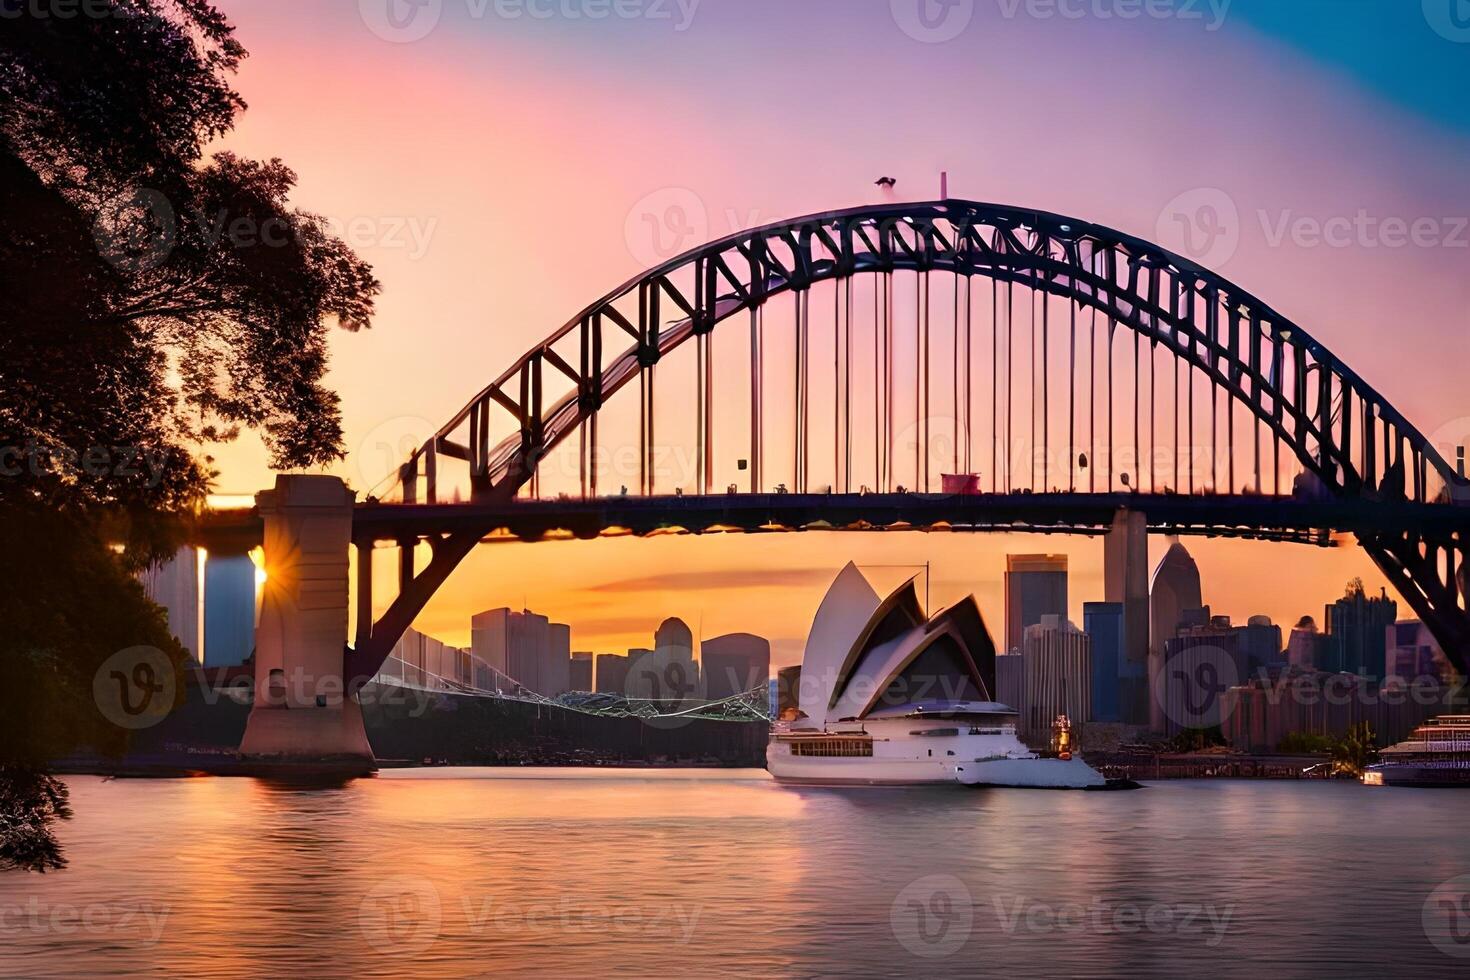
[[206, 1, 1470, 662]]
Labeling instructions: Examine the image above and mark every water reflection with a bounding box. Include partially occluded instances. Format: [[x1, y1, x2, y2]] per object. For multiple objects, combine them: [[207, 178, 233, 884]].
[[0, 770, 71, 873], [2, 772, 1469, 977]]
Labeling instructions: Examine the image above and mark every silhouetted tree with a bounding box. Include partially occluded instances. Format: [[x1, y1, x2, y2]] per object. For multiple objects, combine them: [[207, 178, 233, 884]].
[[1331, 722, 1379, 777], [0, 2, 379, 855]]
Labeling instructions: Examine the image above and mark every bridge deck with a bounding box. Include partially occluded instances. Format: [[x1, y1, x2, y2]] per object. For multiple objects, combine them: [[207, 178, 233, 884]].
[[194, 491, 1470, 552]]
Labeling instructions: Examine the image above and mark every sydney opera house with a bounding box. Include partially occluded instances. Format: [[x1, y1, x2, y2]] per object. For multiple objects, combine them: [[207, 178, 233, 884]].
[[767, 563, 1106, 788]]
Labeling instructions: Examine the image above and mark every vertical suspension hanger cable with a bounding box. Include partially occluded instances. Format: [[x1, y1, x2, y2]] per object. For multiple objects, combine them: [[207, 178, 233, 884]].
[[1030, 279, 1037, 491], [750, 304, 762, 494], [845, 275, 854, 492], [1068, 288, 1076, 492], [885, 270, 895, 492], [1042, 269, 1050, 492]]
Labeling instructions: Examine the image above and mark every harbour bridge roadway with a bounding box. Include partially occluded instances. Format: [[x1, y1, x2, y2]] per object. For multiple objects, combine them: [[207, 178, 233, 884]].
[[195, 490, 1470, 553]]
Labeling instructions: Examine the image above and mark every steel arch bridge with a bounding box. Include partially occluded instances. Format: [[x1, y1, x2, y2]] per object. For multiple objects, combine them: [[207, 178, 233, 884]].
[[341, 199, 1470, 682]]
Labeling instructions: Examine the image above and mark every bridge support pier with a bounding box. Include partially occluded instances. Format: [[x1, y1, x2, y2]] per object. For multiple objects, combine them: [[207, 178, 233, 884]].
[[238, 475, 376, 776]]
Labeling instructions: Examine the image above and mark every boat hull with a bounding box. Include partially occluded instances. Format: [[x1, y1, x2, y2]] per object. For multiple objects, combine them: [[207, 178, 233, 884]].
[[1374, 764, 1470, 788], [767, 748, 1107, 789], [952, 755, 1106, 789]]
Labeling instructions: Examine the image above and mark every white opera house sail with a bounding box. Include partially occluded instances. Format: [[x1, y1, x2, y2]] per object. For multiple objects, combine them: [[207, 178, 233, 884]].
[[768, 563, 1106, 788]]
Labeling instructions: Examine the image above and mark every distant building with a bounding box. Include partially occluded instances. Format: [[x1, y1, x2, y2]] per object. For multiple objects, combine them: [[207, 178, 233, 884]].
[[655, 617, 694, 657], [545, 622, 572, 696], [1083, 602, 1125, 723], [1223, 672, 1449, 753], [623, 647, 656, 698], [1286, 615, 1329, 671], [776, 664, 803, 719], [595, 653, 631, 694], [1104, 510, 1149, 723], [470, 608, 573, 696], [995, 653, 1024, 714], [1149, 539, 1202, 731], [569, 652, 594, 692], [1004, 554, 1068, 656], [1324, 579, 1396, 679], [1020, 615, 1091, 735], [137, 547, 201, 663], [204, 553, 255, 668], [385, 626, 474, 690], [1384, 620, 1450, 683], [1158, 615, 1249, 735], [701, 633, 771, 700], [1237, 615, 1282, 677]]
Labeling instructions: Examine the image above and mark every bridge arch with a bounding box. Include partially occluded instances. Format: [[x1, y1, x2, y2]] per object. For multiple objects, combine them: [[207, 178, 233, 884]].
[[401, 199, 1458, 507], [349, 199, 1469, 682]]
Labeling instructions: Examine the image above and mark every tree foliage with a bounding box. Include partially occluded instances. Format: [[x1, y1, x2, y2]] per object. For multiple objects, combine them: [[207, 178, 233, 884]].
[[1, 0, 379, 534], [0, 1, 378, 796]]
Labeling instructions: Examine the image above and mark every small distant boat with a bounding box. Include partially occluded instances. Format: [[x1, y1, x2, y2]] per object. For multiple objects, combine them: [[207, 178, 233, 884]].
[[1364, 715, 1470, 788], [767, 563, 1105, 789]]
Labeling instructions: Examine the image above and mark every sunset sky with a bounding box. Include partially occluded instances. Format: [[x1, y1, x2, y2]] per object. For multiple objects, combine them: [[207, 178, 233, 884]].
[[206, 0, 1470, 665]]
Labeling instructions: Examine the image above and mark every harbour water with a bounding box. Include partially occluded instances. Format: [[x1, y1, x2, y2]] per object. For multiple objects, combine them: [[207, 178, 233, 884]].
[[3, 771, 1469, 977]]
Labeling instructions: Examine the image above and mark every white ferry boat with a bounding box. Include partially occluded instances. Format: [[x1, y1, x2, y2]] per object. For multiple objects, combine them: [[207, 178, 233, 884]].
[[767, 563, 1106, 789], [1364, 715, 1470, 787]]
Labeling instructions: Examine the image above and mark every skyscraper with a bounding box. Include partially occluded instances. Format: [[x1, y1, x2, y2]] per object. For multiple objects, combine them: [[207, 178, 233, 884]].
[[545, 621, 572, 696], [1286, 615, 1328, 670], [1004, 554, 1068, 656], [1020, 614, 1091, 735], [1148, 539, 1202, 731], [700, 633, 771, 700], [1238, 615, 1283, 677], [655, 617, 694, 657], [1325, 579, 1397, 679], [595, 653, 631, 694], [138, 546, 202, 663], [204, 552, 256, 668], [1104, 509, 1150, 715], [1385, 620, 1450, 683], [1083, 601, 1125, 723], [470, 607, 573, 696], [1159, 618, 1244, 737], [623, 647, 657, 698], [569, 652, 594, 692]]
